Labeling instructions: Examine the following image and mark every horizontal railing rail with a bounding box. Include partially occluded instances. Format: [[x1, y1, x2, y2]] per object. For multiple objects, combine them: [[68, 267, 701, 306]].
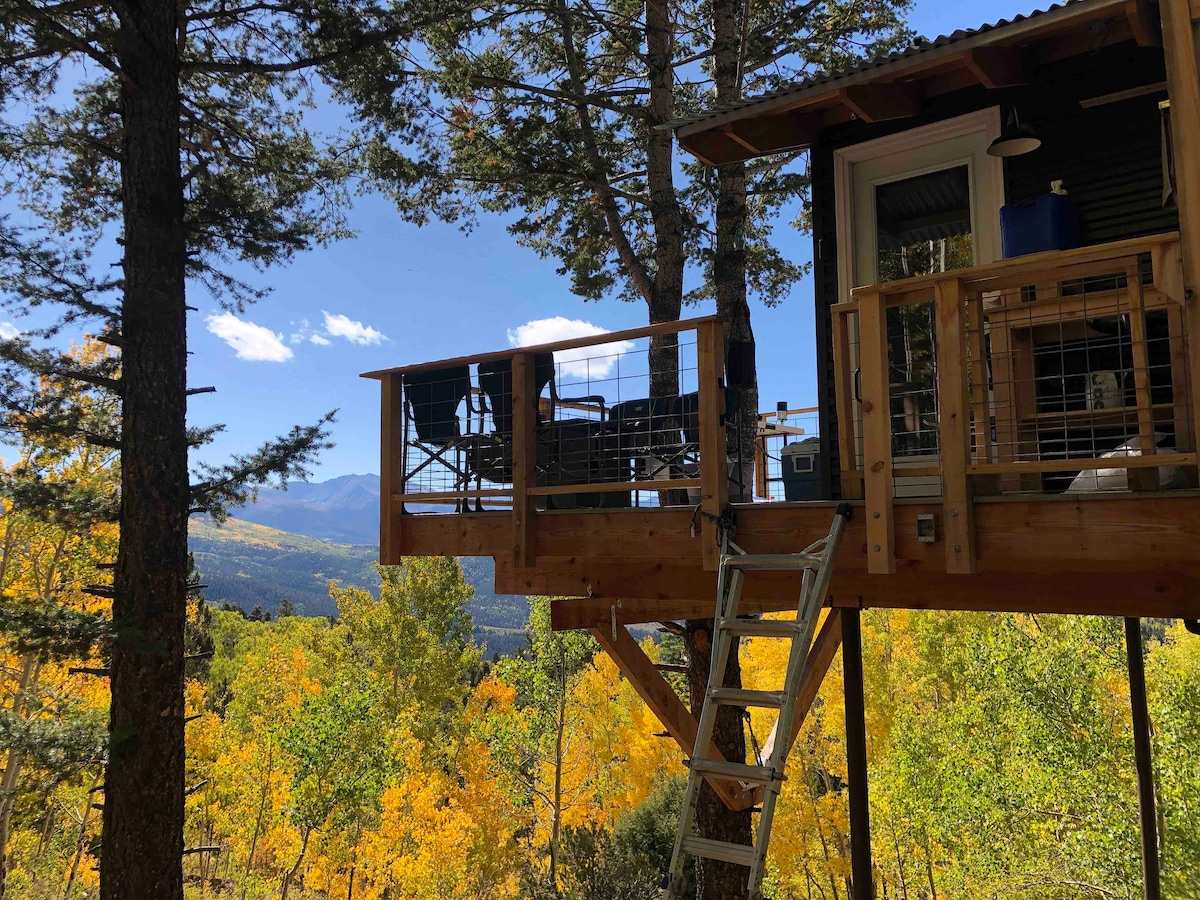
[[831, 232, 1198, 575]]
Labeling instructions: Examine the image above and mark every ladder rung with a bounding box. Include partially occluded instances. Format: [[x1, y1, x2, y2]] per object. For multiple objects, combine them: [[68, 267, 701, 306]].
[[723, 553, 822, 570], [709, 687, 787, 709], [719, 618, 805, 639], [681, 836, 756, 868], [689, 758, 782, 785]]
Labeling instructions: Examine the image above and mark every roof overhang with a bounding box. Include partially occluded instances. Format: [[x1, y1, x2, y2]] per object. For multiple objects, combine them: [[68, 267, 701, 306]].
[[672, 0, 1159, 166]]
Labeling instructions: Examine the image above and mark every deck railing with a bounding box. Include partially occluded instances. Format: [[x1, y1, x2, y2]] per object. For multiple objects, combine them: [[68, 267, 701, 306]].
[[365, 316, 730, 569], [832, 232, 1199, 574]]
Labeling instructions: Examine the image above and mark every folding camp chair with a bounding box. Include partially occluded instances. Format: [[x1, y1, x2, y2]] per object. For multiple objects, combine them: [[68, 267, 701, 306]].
[[403, 365, 477, 509]]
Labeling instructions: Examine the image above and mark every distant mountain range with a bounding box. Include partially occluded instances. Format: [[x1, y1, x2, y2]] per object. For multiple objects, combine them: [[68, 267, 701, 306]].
[[230, 473, 383, 544], [188, 474, 530, 656]]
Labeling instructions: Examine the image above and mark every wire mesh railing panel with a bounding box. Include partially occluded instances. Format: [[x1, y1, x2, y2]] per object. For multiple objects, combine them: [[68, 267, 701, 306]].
[[395, 325, 726, 512], [835, 239, 1196, 503], [968, 257, 1195, 494]]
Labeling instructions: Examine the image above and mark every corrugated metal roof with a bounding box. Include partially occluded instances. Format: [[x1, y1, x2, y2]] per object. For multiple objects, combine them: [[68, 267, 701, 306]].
[[669, 0, 1119, 135]]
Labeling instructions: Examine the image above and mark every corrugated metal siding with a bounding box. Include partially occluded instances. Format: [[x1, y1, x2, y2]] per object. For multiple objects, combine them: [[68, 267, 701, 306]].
[[809, 41, 1176, 500]]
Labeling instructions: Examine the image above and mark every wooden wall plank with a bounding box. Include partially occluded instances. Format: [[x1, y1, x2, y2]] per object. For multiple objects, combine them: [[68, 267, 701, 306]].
[[857, 290, 895, 573]]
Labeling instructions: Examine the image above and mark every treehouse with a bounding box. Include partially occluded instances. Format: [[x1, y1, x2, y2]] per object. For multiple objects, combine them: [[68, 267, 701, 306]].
[[366, 0, 1200, 890]]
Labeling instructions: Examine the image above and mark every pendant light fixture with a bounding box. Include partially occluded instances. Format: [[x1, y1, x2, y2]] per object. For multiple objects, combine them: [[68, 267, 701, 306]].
[[987, 106, 1042, 157]]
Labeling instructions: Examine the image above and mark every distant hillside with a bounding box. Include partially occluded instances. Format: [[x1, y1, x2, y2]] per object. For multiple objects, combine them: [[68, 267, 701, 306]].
[[188, 516, 530, 657]]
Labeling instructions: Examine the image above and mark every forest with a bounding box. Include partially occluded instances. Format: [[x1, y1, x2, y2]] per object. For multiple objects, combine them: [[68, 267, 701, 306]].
[[3, 390, 1200, 899]]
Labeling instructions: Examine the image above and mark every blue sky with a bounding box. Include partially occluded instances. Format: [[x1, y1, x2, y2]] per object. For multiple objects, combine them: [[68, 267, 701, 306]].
[[64, 0, 1051, 481]]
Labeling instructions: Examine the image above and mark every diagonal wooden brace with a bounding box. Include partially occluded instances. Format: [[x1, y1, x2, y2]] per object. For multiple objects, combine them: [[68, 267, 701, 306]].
[[590, 623, 760, 811]]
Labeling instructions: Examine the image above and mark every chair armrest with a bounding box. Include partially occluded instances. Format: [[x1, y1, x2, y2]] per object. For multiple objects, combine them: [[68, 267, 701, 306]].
[[558, 394, 607, 419]]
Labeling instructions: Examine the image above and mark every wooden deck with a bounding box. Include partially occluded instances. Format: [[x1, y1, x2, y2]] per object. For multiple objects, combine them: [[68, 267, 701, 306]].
[[368, 233, 1200, 634]]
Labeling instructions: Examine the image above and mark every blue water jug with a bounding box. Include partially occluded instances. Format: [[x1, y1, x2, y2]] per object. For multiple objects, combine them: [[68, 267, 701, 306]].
[[1000, 182, 1082, 258]]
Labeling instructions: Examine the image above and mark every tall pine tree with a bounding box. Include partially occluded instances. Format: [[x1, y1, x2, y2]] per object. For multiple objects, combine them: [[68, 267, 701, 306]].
[[0, 2, 430, 895]]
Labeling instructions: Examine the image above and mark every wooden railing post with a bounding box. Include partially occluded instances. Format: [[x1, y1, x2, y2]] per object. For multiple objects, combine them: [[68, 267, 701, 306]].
[[935, 278, 976, 573], [380, 373, 404, 565], [857, 290, 894, 574], [697, 319, 728, 571], [1161, 0, 1200, 464], [511, 352, 538, 568]]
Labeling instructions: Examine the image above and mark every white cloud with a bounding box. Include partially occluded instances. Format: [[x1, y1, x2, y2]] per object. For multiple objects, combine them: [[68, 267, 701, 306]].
[[323, 311, 386, 346], [205, 313, 293, 362], [0, 322, 19, 340], [309, 333, 331, 346], [506, 316, 634, 378]]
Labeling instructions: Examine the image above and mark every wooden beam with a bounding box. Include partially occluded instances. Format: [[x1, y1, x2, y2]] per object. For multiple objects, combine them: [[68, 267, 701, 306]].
[[760, 610, 843, 762], [831, 307, 862, 499], [697, 319, 727, 571], [842, 609, 875, 900], [589, 624, 756, 811], [542, 567, 1200, 628], [380, 373, 404, 565], [1124, 618, 1162, 900], [935, 278, 976, 573], [838, 84, 920, 122], [721, 107, 839, 156], [857, 290, 895, 574], [511, 352, 537, 568], [1125, 0, 1162, 46], [962, 47, 1027, 88]]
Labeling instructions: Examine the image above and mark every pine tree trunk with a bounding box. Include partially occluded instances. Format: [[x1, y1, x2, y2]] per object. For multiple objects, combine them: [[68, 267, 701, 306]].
[[685, 621, 753, 899], [644, 0, 685, 403], [712, 0, 758, 490], [101, 0, 189, 897]]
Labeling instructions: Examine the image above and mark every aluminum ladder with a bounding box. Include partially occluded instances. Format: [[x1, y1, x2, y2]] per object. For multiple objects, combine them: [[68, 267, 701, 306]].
[[663, 503, 853, 899]]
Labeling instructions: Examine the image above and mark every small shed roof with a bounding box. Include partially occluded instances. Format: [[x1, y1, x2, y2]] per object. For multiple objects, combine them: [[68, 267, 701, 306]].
[[669, 0, 1156, 165]]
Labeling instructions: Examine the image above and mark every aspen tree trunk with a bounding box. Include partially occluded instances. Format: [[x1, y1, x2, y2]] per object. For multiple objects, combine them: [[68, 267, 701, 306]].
[[549, 667, 568, 885], [102, 0, 190, 897], [0, 656, 38, 900]]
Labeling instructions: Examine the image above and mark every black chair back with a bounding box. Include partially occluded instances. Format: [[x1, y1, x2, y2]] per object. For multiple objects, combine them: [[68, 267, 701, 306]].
[[405, 365, 470, 443], [478, 353, 555, 435]]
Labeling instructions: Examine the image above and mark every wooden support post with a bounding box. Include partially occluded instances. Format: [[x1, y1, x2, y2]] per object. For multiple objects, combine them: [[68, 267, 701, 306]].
[[761, 609, 844, 760], [589, 623, 756, 811], [842, 608, 874, 900], [1161, 0, 1200, 455], [832, 306, 863, 499], [966, 293, 999, 494], [1127, 264, 1161, 491], [511, 352, 538, 568], [1124, 617, 1162, 900], [697, 320, 728, 571], [935, 278, 976, 572], [857, 290, 895, 573], [380, 373, 404, 565]]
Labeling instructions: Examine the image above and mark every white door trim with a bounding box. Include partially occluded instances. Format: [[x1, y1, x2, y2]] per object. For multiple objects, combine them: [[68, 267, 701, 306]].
[[832, 107, 1004, 303]]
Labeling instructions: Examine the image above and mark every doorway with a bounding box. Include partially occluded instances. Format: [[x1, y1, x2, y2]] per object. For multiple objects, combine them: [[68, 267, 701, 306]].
[[834, 109, 1004, 494]]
